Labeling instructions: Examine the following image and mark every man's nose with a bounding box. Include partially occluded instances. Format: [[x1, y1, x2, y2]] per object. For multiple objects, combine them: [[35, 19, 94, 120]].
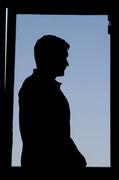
[[66, 60, 69, 67]]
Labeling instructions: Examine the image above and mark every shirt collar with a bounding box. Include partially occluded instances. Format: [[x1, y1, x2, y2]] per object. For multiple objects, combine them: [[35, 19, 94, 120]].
[[33, 69, 62, 88]]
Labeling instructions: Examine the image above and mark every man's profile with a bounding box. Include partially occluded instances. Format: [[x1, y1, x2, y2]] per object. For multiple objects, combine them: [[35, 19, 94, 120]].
[[19, 35, 87, 174]]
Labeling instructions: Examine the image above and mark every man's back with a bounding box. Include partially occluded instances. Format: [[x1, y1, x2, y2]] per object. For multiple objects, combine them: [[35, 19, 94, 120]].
[[19, 69, 71, 166]]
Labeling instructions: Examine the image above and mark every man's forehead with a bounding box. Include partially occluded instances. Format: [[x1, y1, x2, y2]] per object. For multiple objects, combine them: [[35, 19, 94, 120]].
[[59, 48, 68, 56], [63, 49, 68, 57]]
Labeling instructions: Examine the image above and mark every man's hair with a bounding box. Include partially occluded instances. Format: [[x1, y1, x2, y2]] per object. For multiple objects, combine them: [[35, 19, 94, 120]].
[[34, 35, 70, 68]]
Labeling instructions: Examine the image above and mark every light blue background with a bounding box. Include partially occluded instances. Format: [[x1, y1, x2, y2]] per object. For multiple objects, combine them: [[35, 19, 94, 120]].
[[12, 15, 110, 167]]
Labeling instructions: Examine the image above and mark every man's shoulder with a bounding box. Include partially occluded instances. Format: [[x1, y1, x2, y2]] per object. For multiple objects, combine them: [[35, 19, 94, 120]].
[[23, 75, 34, 86], [19, 74, 36, 96]]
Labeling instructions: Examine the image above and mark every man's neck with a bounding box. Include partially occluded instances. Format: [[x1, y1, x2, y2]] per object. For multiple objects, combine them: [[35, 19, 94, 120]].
[[35, 68, 56, 81]]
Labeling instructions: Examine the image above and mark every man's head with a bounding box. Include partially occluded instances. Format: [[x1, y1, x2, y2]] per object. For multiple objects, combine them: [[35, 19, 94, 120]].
[[34, 35, 70, 77]]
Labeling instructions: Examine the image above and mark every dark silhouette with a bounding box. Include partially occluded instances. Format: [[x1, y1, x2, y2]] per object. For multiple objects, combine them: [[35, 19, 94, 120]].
[[19, 35, 87, 175]]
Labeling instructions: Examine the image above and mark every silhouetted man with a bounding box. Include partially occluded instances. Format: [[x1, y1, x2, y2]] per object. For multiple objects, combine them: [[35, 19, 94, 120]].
[[19, 35, 87, 175]]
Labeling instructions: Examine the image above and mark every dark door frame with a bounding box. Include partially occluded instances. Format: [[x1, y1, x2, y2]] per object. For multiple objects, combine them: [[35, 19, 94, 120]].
[[0, 1, 114, 177]]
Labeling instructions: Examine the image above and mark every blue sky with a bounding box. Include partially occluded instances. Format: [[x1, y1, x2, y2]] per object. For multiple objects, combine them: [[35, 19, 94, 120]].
[[12, 15, 110, 167]]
